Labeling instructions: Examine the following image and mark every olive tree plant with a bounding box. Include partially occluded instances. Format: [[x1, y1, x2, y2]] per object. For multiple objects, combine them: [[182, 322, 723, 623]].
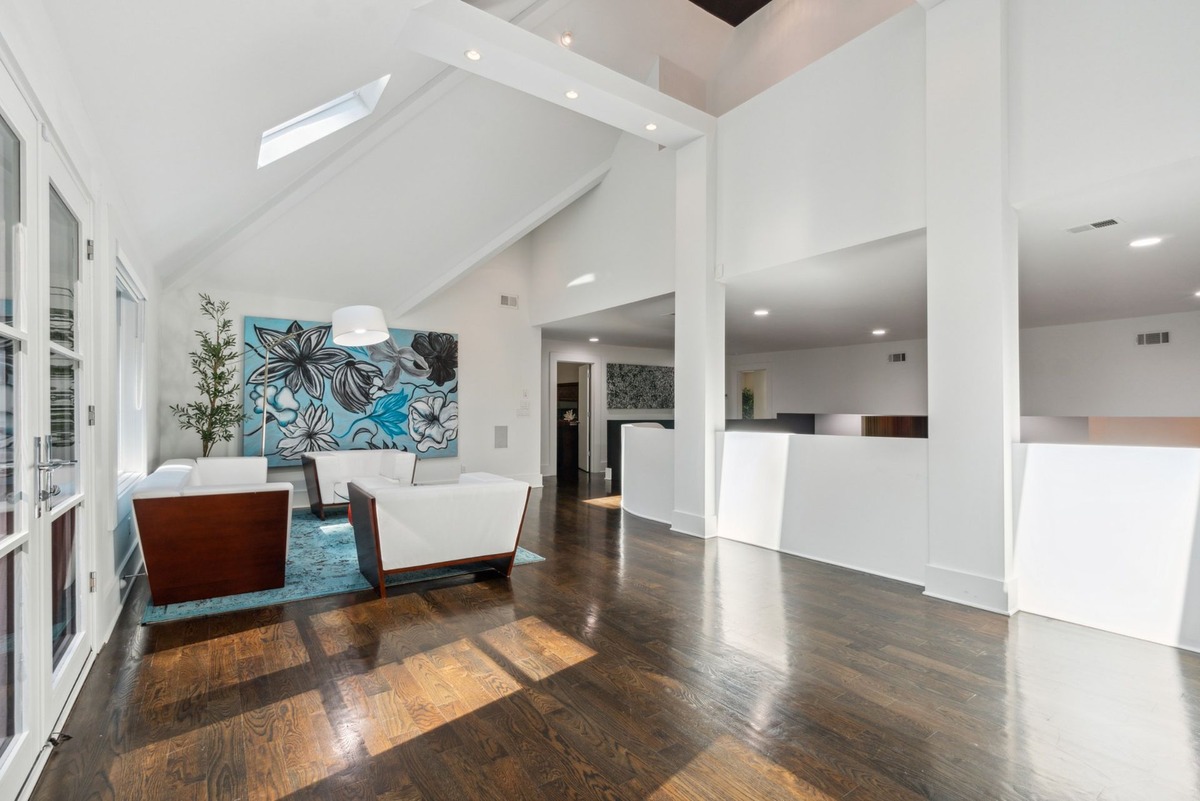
[[169, 294, 247, 456]]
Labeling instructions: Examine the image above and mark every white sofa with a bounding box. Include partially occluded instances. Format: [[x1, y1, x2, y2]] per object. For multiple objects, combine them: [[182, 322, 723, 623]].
[[301, 450, 417, 519], [347, 472, 531, 597], [132, 457, 293, 604]]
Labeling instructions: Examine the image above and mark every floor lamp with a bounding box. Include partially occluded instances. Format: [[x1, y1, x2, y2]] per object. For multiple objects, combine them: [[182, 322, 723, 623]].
[[258, 304, 392, 458]]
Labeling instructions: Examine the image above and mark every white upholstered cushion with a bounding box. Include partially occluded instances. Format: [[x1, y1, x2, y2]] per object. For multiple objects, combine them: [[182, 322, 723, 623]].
[[306, 450, 416, 504], [357, 477, 529, 571], [191, 457, 268, 486]]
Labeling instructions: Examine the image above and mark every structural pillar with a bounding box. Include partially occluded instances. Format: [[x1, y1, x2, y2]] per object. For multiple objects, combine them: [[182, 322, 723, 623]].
[[673, 134, 724, 538], [924, 0, 1020, 612]]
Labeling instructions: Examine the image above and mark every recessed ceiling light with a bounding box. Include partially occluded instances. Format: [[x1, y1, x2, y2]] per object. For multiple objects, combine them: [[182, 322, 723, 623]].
[[465, 49, 482, 61], [1130, 237, 1162, 248], [872, 329, 887, 336], [753, 309, 769, 317], [1194, 291, 1200, 297], [565, 90, 579, 100], [560, 31, 574, 46], [645, 123, 658, 131], [589, 337, 599, 342]]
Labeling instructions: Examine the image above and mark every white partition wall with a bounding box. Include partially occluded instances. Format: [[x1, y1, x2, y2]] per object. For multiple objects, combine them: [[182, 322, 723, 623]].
[[1015, 444, 1200, 652], [622, 425, 675, 525], [717, 433, 928, 584]]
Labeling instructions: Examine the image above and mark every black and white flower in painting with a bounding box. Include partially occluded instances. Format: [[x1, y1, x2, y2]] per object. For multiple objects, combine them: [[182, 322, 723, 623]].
[[408, 392, 459, 453], [276, 402, 337, 459], [366, 338, 431, 389], [248, 321, 350, 399], [411, 331, 458, 386], [331, 360, 386, 413]]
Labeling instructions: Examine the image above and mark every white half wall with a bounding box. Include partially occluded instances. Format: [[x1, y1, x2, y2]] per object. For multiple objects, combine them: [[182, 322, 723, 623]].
[[160, 238, 543, 505], [716, 433, 928, 585], [716, 6, 925, 280], [541, 339, 674, 476], [621, 424, 675, 525], [1015, 443, 1200, 652], [1010, 0, 1200, 206]]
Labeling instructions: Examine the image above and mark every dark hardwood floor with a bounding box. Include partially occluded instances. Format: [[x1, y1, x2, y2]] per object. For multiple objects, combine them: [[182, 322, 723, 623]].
[[33, 475, 1200, 800]]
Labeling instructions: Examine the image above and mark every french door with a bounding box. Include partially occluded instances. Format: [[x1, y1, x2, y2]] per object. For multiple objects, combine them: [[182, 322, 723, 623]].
[[0, 62, 93, 799]]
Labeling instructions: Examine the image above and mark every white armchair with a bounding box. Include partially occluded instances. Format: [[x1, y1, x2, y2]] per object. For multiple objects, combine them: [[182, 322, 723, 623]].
[[301, 450, 417, 518], [347, 472, 531, 597]]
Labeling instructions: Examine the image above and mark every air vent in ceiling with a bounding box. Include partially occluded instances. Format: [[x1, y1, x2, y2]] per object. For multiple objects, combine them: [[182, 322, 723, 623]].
[[499, 294, 519, 309], [887, 353, 907, 363], [1136, 331, 1170, 346], [1066, 218, 1121, 233]]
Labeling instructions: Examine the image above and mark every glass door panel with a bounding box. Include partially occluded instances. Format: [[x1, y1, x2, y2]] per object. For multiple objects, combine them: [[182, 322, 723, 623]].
[[49, 508, 75, 669], [0, 114, 16, 326], [0, 337, 15, 539], [47, 187, 77, 350], [0, 549, 18, 754], [47, 353, 77, 504]]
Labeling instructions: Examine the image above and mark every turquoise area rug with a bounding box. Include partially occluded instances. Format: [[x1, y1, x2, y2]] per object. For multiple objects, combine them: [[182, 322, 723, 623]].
[[142, 510, 544, 625]]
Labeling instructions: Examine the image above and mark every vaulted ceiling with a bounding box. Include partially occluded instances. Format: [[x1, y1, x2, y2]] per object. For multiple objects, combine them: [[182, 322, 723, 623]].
[[40, 0, 732, 311]]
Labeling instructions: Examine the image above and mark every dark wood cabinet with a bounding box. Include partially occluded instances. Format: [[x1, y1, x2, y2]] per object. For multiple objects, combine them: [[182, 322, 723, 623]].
[[557, 421, 579, 475]]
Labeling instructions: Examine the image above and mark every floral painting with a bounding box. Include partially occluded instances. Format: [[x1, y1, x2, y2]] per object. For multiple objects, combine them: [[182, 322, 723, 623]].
[[242, 316, 459, 466]]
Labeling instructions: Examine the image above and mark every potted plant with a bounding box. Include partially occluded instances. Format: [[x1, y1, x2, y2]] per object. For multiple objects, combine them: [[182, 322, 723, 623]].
[[169, 294, 247, 456]]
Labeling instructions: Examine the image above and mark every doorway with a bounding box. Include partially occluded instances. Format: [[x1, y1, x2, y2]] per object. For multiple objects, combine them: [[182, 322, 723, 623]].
[[556, 361, 593, 481], [0, 64, 96, 797], [738, 369, 768, 420]]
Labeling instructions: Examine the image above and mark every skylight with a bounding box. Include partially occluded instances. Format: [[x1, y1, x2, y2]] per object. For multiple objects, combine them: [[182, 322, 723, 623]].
[[257, 74, 391, 168]]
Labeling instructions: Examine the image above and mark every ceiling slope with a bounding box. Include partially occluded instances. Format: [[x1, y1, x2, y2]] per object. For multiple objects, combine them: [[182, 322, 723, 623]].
[[194, 76, 620, 309]]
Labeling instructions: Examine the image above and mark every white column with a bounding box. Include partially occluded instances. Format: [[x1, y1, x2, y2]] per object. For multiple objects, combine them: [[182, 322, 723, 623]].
[[924, 0, 1020, 612], [673, 135, 724, 538]]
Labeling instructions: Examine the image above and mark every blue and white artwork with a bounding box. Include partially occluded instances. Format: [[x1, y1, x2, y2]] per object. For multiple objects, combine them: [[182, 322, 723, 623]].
[[242, 316, 459, 466]]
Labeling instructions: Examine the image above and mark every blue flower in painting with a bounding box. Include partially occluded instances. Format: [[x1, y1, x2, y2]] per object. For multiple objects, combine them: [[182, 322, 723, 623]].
[[364, 390, 411, 437], [249, 384, 300, 426], [276, 403, 337, 460], [247, 321, 351, 400], [408, 393, 458, 452]]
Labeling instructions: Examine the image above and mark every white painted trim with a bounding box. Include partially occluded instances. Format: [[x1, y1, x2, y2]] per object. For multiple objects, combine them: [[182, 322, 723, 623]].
[[16, 649, 97, 801], [773, 545, 925, 588], [670, 509, 715, 538], [624, 506, 672, 527], [923, 564, 1015, 615]]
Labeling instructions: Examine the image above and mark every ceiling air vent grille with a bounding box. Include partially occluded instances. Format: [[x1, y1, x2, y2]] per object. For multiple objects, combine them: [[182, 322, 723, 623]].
[[887, 353, 907, 363], [1067, 218, 1121, 233], [1136, 331, 1170, 346], [499, 294, 519, 309]]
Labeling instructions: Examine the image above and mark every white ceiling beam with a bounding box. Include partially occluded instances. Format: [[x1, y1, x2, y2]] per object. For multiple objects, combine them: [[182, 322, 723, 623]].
[[399, 0, 715, 149]]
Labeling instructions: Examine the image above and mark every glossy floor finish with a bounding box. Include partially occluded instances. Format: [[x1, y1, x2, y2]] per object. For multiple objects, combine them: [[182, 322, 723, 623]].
[[32, 475, 1200, 800]]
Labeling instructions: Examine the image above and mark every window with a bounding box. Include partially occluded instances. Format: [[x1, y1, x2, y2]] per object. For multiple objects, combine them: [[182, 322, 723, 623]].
[[115, 264, 145, 486], [257, 74, 390, 168]]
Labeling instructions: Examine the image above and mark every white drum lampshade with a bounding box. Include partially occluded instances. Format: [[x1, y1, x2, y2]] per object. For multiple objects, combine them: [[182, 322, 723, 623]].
[[331, 305, 390, 346]]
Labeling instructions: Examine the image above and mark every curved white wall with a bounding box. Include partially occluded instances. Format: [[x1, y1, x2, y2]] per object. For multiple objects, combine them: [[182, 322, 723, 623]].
[[621, 424, 674, 525]]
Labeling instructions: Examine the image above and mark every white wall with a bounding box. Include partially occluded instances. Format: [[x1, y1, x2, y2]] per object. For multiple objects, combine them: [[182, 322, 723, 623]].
[[709, 0, 914, 115], [528, 131, 675, 326], [1009, 0, 1200, 206], [541, 339, 674, 475], [160, 238, 543, 503], [1022, 311, 1200, 417], [727, 337, 928, 417], [716, 7, 925, 280], [727, 310, 1200, 421]]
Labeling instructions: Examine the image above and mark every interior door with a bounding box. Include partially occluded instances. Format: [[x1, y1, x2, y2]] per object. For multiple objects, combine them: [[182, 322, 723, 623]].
[[0, 64, 41, 799], [40, 149, 92, 725]]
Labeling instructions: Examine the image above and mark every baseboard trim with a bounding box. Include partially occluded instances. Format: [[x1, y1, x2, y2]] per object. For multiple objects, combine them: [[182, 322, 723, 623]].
[[773, 545, 924, 587], [924, 564, 1015, 615], [671, 510, 716, 539]]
